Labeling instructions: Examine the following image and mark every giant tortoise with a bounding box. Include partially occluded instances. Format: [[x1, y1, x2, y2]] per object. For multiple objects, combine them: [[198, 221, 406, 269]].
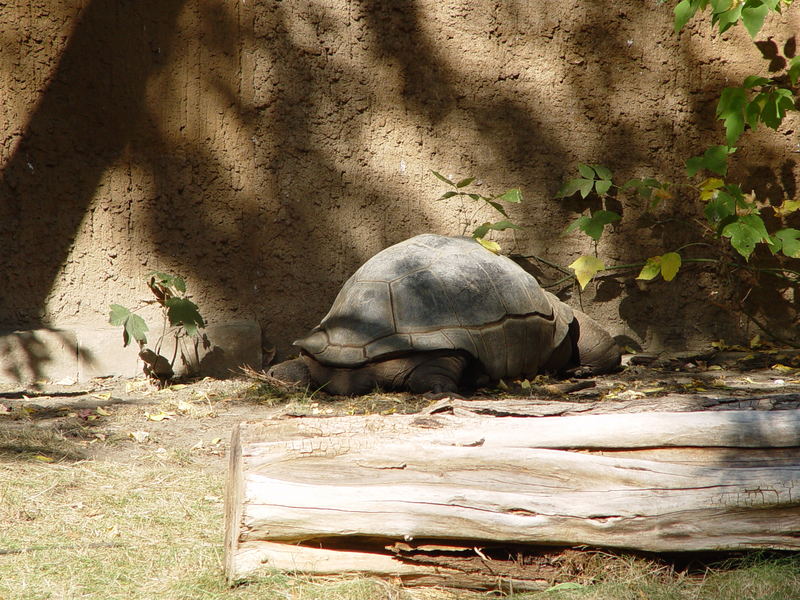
[[270, 234, 620, 394]]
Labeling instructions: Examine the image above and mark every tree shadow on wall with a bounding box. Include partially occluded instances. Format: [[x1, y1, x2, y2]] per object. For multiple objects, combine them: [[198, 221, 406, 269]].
[[0, 329, 95, 387], [0, 0, 187, 334]]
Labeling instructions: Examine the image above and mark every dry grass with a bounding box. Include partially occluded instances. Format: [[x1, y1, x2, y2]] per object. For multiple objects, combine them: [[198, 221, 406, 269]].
[[2, 377, 799, 599]]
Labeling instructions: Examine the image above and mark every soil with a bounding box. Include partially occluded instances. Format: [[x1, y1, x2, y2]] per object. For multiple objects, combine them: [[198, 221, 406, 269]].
[[3, 348, 799, 589], [2, 347, 800, 469]]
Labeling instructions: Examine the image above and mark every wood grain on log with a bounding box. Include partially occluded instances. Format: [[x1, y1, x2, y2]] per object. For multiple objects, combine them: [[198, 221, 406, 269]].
[[225, 408, 800, 587]]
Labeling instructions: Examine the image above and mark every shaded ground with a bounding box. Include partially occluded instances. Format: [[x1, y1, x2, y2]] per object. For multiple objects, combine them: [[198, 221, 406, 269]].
[[2, 347, 800, 469]]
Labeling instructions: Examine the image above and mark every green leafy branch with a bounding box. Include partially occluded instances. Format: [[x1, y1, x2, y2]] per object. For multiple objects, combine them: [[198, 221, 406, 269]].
[[432, 171, 524, 252], [674, 0, 794, 38], [558, 157, 800, 288], [553, 1, 798, 292], [109, 271, 206, 382]]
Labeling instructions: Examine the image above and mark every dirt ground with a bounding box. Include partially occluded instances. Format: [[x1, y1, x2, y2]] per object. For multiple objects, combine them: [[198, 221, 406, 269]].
[[3, 347, 800, 470]]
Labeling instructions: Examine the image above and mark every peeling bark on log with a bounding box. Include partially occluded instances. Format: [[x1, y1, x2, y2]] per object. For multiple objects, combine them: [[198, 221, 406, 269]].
[[224, 408, 800, 588]]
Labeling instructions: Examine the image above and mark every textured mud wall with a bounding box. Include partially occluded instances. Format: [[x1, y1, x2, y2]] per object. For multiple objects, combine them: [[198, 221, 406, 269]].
[[1, 1, 798, 371]]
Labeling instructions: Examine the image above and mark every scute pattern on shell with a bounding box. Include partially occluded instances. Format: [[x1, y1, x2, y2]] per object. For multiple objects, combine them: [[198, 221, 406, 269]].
[[297, 234, 574, 380]]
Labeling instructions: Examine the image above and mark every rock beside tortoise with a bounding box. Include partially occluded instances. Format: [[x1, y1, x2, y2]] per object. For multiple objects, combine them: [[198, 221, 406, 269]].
[[270, 234, 620, 395]]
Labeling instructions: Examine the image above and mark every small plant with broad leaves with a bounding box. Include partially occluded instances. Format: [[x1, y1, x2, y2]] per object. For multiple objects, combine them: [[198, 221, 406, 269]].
[[110, 272, 206, 383], [556, 0, 799, 298], [432, 170, 524, 253]]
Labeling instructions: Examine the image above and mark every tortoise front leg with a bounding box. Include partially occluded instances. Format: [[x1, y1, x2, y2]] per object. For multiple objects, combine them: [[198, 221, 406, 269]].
[[403, 352, 468, 394]]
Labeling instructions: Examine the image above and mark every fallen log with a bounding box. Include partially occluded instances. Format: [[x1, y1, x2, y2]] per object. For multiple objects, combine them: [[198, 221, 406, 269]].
[[224, 408, 800, 588]]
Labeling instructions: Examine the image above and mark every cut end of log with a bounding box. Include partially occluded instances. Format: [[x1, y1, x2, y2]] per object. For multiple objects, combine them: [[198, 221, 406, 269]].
[[223, 422, 244, 586]]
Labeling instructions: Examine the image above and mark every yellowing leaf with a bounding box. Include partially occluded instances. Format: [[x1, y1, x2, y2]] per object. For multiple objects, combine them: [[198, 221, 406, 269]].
[[660, 252, 681, 281], [476, 237, 501, 254], [146, 411, 176, 421], [652, 188, 674, 202], [210, 437, 222, 446], [34, 454, 54, 463], [699, 177, 725, 201], [637, 257, 661, 281], [92, 392, 112, 400], [775, 199, 800, 217], [569, 255, 605, 289], [771, 363, 796, 372], [95, 407, 111, 416], [169, 384, 188, 390]]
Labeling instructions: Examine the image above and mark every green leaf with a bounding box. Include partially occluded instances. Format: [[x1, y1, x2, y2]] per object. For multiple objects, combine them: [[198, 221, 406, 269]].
[[578, 163, 596, 179], [686, 145, 735, 177], [661, 252, 682, 281], [740, 213, 771, 240], [123, 313, 149, 348], [623, 178, 661, 200], [789, 57, 800, 86], [714, 3, 743, 33], [746, 92, 767, 128], [741, 1, 769, 37], [473, 223, 490, 239], [592, 210, 622, 225], [704, 191, 736, 224], [472, 220, 522, 239], [472, 221, 522, 239], [437, 191, 458, 200], [455, 177, 475, 188], [488, 219, 523, 231], [486, 200, 509, 217], [594, 179, 613, 196], [674, 0, 697, 32], [165, 297, 205, 336], [569, 255, 605, 289], [716, 87, 747, 146], [496, 188, 523, 203], [637, 258, 662, 281], [431, 171, 454, 186], [742, 75, 771, 88], [722, 215, 770, 260], [149, 271, 174, 285], [723, 183, 753, 209], [109, 304, 131, 326], [564, 215, 591, 235], [557, 178, 594, 198], [172, 276, 186, 294], [592, 164, 613, 180], [775, 228, 800, 257], [582, 210, 621, 241], [761, 88, 795, 129]]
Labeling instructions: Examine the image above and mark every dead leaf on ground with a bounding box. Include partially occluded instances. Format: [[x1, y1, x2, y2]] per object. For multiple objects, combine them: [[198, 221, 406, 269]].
[[130, 431, 150, 443]]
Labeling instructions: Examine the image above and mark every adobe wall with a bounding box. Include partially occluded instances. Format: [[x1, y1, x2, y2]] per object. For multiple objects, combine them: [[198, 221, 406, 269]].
[[1, 1, 798, 381]]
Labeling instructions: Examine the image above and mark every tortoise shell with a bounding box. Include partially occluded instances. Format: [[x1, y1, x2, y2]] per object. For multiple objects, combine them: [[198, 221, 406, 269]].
[[296, 234, 574, 380]]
